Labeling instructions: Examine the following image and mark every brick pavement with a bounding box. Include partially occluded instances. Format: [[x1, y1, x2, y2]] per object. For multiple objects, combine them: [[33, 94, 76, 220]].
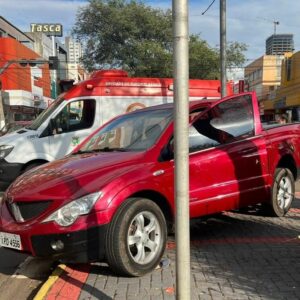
[[39, 198, 300, 300]]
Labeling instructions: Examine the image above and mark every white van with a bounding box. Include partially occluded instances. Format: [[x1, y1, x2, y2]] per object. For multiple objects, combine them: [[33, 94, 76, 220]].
[[0, 70, 232, 189]]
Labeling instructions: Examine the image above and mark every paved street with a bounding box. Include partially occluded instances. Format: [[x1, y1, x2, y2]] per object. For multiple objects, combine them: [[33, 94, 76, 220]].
[[0, 249, 53, 300], [0, 192, 299, 300], [0, 247, 27, 288], [76, 200, 300, 300], [38, 198, 300, 300]]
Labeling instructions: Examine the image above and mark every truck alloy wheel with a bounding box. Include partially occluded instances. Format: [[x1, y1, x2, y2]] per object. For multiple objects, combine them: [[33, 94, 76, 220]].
[[270, 168, 294, 217], [106, 197, 167, 276]]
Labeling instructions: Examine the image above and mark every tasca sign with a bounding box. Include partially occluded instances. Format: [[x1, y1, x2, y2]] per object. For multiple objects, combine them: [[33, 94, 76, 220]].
[[30, 23, 63, 37]]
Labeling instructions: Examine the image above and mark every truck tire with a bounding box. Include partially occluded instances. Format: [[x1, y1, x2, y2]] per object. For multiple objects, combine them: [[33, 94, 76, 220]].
[[269, 168, 294, 217], [106, 197, 167, 276]]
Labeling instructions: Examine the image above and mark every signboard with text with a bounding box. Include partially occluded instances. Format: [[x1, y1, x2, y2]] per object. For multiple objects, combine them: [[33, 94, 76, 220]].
[[30, 23, 63, 37]]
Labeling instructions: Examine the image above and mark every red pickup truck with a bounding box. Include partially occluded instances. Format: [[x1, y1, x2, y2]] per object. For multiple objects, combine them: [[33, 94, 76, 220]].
[[0, 92, 299, 276]]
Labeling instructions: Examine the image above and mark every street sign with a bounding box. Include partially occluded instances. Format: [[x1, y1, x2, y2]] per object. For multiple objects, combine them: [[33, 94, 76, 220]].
[[30, 23, 63, 37]]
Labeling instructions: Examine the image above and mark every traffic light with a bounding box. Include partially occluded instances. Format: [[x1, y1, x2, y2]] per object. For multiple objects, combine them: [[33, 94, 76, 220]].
[[49, 56, 59, 70]]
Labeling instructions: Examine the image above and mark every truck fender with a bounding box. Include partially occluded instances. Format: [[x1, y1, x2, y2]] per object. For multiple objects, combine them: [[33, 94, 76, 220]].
[[104, 181, 174, 224]]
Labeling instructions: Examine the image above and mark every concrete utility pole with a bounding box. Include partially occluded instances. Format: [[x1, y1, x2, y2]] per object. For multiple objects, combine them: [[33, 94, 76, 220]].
[[172, 0, 191, 298], [220, 0, 227, 97]]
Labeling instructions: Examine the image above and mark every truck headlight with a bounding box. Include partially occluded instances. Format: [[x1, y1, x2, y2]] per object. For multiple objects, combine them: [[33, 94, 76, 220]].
[[0, 145, 14, 159], [43, 192, 102, 227]]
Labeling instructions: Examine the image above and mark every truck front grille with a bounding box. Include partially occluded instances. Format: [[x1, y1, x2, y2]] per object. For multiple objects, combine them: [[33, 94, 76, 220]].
[[7, 200, 52, 222]]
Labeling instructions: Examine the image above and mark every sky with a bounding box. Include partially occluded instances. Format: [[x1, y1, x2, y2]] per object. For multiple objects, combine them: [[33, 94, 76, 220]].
[[1, 0, 300, 64]]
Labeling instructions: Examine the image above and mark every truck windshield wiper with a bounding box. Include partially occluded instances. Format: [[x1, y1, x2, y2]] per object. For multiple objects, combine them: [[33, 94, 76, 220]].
[[98, 147, 128, 152], [73, 148, 128, 155]]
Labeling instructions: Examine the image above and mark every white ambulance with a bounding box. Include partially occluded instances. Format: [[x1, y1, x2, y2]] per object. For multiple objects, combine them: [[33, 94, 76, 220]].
[[0, 70, 233, 189]]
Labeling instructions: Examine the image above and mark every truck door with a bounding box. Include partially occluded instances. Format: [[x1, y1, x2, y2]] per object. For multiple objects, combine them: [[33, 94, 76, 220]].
[[189, 94, 268, 217], [49, 99, 97, 159]]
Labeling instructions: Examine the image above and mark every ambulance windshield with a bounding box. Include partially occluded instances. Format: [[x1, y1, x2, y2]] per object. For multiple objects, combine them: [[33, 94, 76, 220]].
[[27, 97, 65, 131]]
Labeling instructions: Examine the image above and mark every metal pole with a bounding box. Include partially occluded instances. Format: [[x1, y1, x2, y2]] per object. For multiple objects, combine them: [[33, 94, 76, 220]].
[[51, 36, 57, 98], [220, 0, 227, 97], [0, 90, 5, 128], [172, 0, 190, 298]]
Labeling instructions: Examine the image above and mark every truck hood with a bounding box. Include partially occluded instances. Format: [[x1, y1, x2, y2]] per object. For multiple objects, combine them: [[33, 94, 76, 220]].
[[0, 128, 39, 146], [7, 151, 146, 201]]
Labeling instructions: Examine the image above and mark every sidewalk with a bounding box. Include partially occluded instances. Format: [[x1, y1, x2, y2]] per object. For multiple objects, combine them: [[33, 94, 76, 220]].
[[35, 198, 300, 300]]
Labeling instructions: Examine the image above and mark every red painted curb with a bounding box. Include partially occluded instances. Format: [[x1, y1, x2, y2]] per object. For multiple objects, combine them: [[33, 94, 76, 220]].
[[46, 264, 90, 300]]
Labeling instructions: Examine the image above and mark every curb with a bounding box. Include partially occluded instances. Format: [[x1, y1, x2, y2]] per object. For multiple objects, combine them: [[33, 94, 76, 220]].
[[34, 264, 66, 300], [34, 264, 91, 300]]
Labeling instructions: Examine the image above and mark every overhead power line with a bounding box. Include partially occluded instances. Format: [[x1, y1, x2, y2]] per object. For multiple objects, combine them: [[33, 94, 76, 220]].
[[201, 0, 216, 15]]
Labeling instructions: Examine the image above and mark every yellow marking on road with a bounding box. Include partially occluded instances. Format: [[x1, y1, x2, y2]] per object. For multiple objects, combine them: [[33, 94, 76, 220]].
[[33, 264, 66, 300]]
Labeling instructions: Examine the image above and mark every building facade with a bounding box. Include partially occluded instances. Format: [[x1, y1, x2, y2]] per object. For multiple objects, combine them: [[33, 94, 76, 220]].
[[0, 16, 33, 48], [64, 37, 87, 83], [0, 38, 52, 125], [27, 32, 68, 98], [264, 51, 300, 121], [26, 32, 53, 60], [65, 36, 83, 64], [244, 55, 283, 103], [266, 34, 294, 55]]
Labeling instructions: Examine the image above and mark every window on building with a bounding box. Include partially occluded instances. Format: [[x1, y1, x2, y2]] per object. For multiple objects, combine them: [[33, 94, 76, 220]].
[[286, 58, 292, 81]]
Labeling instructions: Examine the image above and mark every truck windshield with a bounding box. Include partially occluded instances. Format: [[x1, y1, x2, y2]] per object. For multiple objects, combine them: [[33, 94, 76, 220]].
[[26, 97, 65, 131], [78, 109, 172, 153]]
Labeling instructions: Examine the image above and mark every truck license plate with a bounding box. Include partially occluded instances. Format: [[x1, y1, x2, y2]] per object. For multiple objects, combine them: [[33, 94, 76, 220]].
[[0, 232, 22, 250]]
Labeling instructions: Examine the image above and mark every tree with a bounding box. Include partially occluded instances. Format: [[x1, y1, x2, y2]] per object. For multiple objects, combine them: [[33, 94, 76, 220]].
[[73, 0, 247, 78], [189, 35, 220, 79], [73, 0, 173, 77], [189, 36, 248, 79], [226, 41, 248, 68]]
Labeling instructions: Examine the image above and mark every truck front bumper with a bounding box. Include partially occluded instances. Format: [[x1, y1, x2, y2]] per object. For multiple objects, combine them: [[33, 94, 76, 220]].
[[0, 159, 23, 190], [31, 225, 108, 263], [0, 200, 110, 263]]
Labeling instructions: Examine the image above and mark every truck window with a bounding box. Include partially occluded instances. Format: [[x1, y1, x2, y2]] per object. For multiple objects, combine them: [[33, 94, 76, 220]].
[[53, 99, 96, 134], [189, 95, 254, 153], [79, 109, 172, 152]]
